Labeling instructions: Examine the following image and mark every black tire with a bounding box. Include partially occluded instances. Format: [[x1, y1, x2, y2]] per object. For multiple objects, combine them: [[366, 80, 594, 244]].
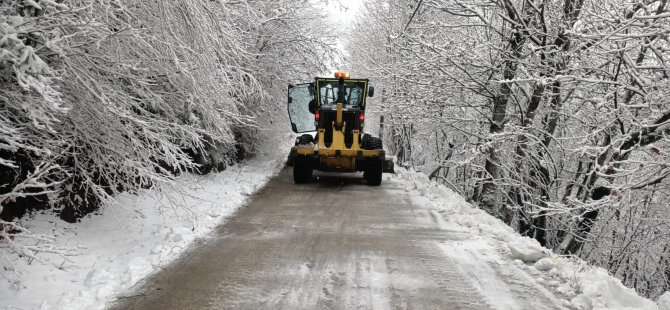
[[286, 149, 295, 166], [293, 155, 312, 183], [296, 134, 313, 146], [360, 133, 370, 149], [362, 135, 382, 150], [364, 158, 383, 186], [368, 137, 382, 150], [360, 134, 372, 150]]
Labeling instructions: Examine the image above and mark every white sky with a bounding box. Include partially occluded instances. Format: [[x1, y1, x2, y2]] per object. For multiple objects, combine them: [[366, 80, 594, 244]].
[[324, 0, 363, 24]]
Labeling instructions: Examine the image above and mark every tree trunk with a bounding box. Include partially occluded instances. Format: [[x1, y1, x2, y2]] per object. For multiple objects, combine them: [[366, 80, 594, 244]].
[[480, 17, 524, 217]]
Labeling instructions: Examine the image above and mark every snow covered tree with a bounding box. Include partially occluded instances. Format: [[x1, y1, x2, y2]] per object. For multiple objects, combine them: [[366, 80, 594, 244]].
[[348, 0, 670, 299], [0, 0, 338, 271]]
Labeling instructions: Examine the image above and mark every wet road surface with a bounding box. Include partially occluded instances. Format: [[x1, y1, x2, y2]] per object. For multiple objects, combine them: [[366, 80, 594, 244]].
[[109, 169, 564, 310]]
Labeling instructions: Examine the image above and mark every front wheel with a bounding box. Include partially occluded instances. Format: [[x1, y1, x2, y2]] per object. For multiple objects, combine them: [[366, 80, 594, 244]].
[[293, 155, 313, 184], [364, 158, 383, 186]]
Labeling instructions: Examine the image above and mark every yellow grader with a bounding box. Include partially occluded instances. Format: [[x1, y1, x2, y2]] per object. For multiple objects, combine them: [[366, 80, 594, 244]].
[[287, 72, 394, 185]]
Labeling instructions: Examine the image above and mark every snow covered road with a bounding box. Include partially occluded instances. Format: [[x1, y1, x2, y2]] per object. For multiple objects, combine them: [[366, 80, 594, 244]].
[[109, 169, 570, 310]]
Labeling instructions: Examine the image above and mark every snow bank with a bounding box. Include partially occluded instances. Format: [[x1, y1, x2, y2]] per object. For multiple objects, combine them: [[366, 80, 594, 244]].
[[533, 257, 659, 309], [658, 292, 670, 310], [0, 155, 286, 310], [393, 168, 663, 310], [571, 267, 659, 310], [507, 237, 550, 262]]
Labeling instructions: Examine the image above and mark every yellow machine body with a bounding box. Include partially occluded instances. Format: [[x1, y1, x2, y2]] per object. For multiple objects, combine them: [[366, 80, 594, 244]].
[[288, 72, 393, 185], [293, 102, 384, 172]]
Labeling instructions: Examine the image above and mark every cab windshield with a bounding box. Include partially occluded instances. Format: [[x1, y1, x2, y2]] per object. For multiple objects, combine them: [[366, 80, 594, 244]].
[[318, 81, 365, 108]]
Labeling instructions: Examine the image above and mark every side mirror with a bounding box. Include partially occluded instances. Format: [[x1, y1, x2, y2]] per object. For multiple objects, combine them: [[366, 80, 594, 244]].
[[368, 86, 375, 97], [308, 99, 317, 114]]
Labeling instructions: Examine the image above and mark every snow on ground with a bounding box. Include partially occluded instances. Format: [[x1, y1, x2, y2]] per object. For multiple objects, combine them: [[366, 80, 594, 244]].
[[2, 147, 666, 310], [0, 154, 287, 310], [393, 169, 665, 310]]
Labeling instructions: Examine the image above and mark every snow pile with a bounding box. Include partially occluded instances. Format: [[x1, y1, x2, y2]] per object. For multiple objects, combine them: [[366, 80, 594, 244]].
[[394, 168, 665, 310], [571, 267, 658, 310], [507, 237, 550, 262], [658, 292, 670, 310], [0, 156, 286, 310], [533, 257, 659, 309]]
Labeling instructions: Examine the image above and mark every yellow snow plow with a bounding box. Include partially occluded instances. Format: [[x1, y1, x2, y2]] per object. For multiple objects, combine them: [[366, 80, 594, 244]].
[[287, 72, 394, 185]]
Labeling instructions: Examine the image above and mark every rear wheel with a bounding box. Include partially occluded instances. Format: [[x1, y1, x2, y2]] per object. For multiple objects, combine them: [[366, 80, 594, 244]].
[[360, 133, 371, 148], [286, 150, 295, 166], [293, 155, 312, 184], [296, 134, 314, 145], [364, 158, 383, 186], [368, 137, 382, 149], [361, 135, 382, 150]]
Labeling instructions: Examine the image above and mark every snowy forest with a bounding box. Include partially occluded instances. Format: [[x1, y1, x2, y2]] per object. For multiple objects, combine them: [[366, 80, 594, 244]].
[[0, 0, 339, 292], [348, 0, 670, 300], [1, 0, 669, 305], [0, 0, 338, 267]]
